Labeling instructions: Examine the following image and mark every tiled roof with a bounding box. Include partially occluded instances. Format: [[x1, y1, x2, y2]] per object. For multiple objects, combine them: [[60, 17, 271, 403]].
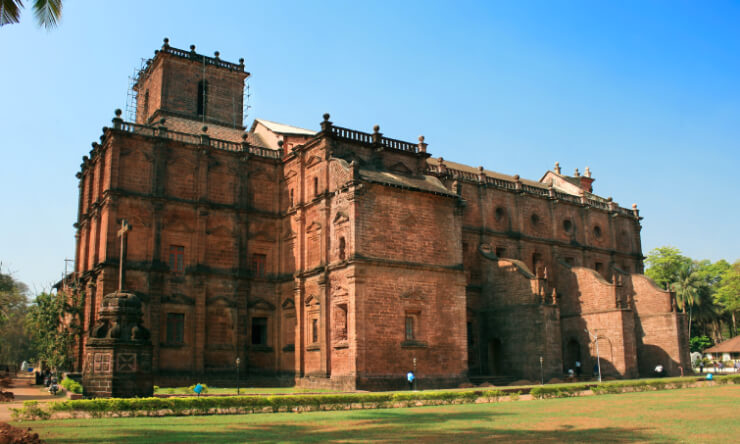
[[704, 336, 740, 353], [254, 118, 316, 136]]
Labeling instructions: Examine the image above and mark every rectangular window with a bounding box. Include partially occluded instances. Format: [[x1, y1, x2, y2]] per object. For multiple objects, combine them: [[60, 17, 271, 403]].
[[405, 316, 415, 340], [166, 313, 185, 344], [595, 262, 603, 273], [169, 245, 185, 273], [495, 247, 506, 258], [311, 318, 319, 343], [251, 254, 266, 278], [251, 317, 267, 346]]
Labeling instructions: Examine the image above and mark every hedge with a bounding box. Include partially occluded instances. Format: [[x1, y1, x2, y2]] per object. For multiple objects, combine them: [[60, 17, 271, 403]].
[[11, 375, 740, 420]]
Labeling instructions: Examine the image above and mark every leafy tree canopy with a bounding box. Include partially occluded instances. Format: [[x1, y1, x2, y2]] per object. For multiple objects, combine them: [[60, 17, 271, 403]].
[[0, 0, 62, 29], [645, 246, 692, 290]]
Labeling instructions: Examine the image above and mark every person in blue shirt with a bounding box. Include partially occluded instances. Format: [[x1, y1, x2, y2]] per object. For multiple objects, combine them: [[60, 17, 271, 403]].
[[407, 371, 415, 390]]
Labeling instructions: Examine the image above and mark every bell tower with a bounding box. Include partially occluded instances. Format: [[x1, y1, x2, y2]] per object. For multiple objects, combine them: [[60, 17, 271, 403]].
[[133, 38, 250, 129]]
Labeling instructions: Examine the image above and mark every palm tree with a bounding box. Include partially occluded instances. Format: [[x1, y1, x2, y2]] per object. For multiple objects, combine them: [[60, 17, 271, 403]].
[[0, 0, 62, 28], [671, 263, 705, 338]]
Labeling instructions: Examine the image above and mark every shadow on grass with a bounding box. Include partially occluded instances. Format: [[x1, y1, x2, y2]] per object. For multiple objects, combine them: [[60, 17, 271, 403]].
[[33, 408, 665, 444]]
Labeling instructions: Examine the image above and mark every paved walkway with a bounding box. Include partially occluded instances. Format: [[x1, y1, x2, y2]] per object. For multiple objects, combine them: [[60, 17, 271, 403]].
[[0, 373, 59, 422]]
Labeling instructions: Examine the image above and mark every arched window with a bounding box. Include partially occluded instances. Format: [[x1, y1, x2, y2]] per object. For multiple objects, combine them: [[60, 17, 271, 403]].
[[338, 237, 346, 261], [197, 80, 208, 116]]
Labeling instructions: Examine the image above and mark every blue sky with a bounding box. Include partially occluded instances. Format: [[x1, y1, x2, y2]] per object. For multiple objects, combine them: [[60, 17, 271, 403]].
[[1, 0, 738, 290]]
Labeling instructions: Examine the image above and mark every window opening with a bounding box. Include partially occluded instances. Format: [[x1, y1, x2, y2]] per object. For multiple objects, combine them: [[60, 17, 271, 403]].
[[169, 245, 185, 273], [251, 317, 267, 346], [166, 313, 185, 344], [251, 254, 267, 278]]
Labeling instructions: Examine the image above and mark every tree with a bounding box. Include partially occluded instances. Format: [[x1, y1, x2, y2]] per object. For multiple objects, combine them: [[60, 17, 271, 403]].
[[670, 262, 705, 338], [0, 0, 62, 29], [25, 290, 80, 370], [0, 269, 31, 366], [645, 246, 692, 290], [715, 261, 740, 337]]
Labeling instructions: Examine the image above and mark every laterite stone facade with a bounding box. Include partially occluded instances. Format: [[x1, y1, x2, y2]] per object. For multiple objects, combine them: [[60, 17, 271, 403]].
[[66, 41, 690, 391]]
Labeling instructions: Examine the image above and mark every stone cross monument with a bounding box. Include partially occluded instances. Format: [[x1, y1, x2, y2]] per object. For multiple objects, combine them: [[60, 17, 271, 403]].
[[82, 220, 154, 398]]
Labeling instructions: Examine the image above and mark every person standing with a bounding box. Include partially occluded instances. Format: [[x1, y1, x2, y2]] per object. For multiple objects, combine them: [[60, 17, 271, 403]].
[[407, 371, 415, 391], [575, 360, 582, 378]]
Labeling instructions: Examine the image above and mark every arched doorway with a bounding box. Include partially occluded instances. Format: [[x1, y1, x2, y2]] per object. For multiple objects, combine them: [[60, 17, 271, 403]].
[[487, 338, 504, 375], [564, 338, 581, 372]]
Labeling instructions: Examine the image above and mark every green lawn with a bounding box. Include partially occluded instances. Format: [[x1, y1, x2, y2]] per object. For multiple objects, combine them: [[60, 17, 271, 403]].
[[15, 385, 740, 443]]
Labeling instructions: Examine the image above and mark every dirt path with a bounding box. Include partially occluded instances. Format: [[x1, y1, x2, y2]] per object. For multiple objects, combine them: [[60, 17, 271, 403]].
[[0, 374, 60, 421]]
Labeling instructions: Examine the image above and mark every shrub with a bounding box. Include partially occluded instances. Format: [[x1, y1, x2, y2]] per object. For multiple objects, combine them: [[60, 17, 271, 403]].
[[60, 377, 83, 394], [530, 384, 589, 399]]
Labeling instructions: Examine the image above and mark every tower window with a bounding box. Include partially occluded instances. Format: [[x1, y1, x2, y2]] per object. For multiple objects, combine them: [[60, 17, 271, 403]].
[[338, 237, 346, 261], [251, 253, 266, 278], [313, 177, 319, 197], [197, 80, 208, 116], [311, 318, 319, 343], [169, 245, 185, 273], [405, 316, 415, 340]]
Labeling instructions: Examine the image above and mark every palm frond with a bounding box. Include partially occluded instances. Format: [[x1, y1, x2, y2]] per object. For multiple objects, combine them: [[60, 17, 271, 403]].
[[32, 0, 60, 29], [0, 0, 23, 26]]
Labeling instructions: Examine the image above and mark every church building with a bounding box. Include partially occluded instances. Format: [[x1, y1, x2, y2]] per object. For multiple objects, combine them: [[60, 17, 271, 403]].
[[67, 40, 690, 390]]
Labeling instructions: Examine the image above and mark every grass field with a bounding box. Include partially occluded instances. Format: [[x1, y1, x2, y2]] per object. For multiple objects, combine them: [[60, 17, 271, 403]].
[[14, 385, 740, 443]]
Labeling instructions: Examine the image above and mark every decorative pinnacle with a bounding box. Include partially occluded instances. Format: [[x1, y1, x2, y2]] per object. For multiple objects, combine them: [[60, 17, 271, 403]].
[[419, 135, 425, 143], [201, 126, 208, 133], [239, 58, 245, 65], [607, 197, 613, 202], [323, 113, 330, 121], [373, 125, 380, 133], [554, 161, 561, 174], [632, 203, 637, 209], [585, 166, 592, 178], [190, 44, 196, 52], [241, 133, 248, 141], [574, 168, 580, 177], [163, 37, 170, 47], [513, 174, 520, 181], [214, 51, 220, 58], [114, 109, 122, 117], [278, 140, 284, 148]]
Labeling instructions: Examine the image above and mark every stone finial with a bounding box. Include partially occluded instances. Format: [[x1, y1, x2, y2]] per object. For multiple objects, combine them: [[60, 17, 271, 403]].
[[239, 58, 245, 66], [214, 51, 220, 59], [513, 174, 520, 181], [585, 166, 592, 178], [418, 135, 427, 153], [201, 126, 208, 133], [632, 203, 637, 209], [190, 44, 196, 52], [478, 166, 485, 173], [554, 161, 561, 174], [372, 125, 382, 145], [574, 168, 580, 177], [241, 133, 248, 141], [113, 109, 123, 129], [607, 196, 613, 202], [163, 37, 170, 48], [278, 139, 284, 148], [438, 157, 444, 165], [320, 113, 332, 132]]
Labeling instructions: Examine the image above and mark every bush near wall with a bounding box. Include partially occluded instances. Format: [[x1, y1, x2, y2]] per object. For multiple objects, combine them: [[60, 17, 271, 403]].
[[11, 375, 740, 420]]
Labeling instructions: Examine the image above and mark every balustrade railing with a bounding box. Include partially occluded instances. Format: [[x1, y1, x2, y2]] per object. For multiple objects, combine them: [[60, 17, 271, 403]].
[[114, 120, 281, 159], [160, 46, 244, 72], [330, 126, 418, 153], [425, 164, 634, 216]]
